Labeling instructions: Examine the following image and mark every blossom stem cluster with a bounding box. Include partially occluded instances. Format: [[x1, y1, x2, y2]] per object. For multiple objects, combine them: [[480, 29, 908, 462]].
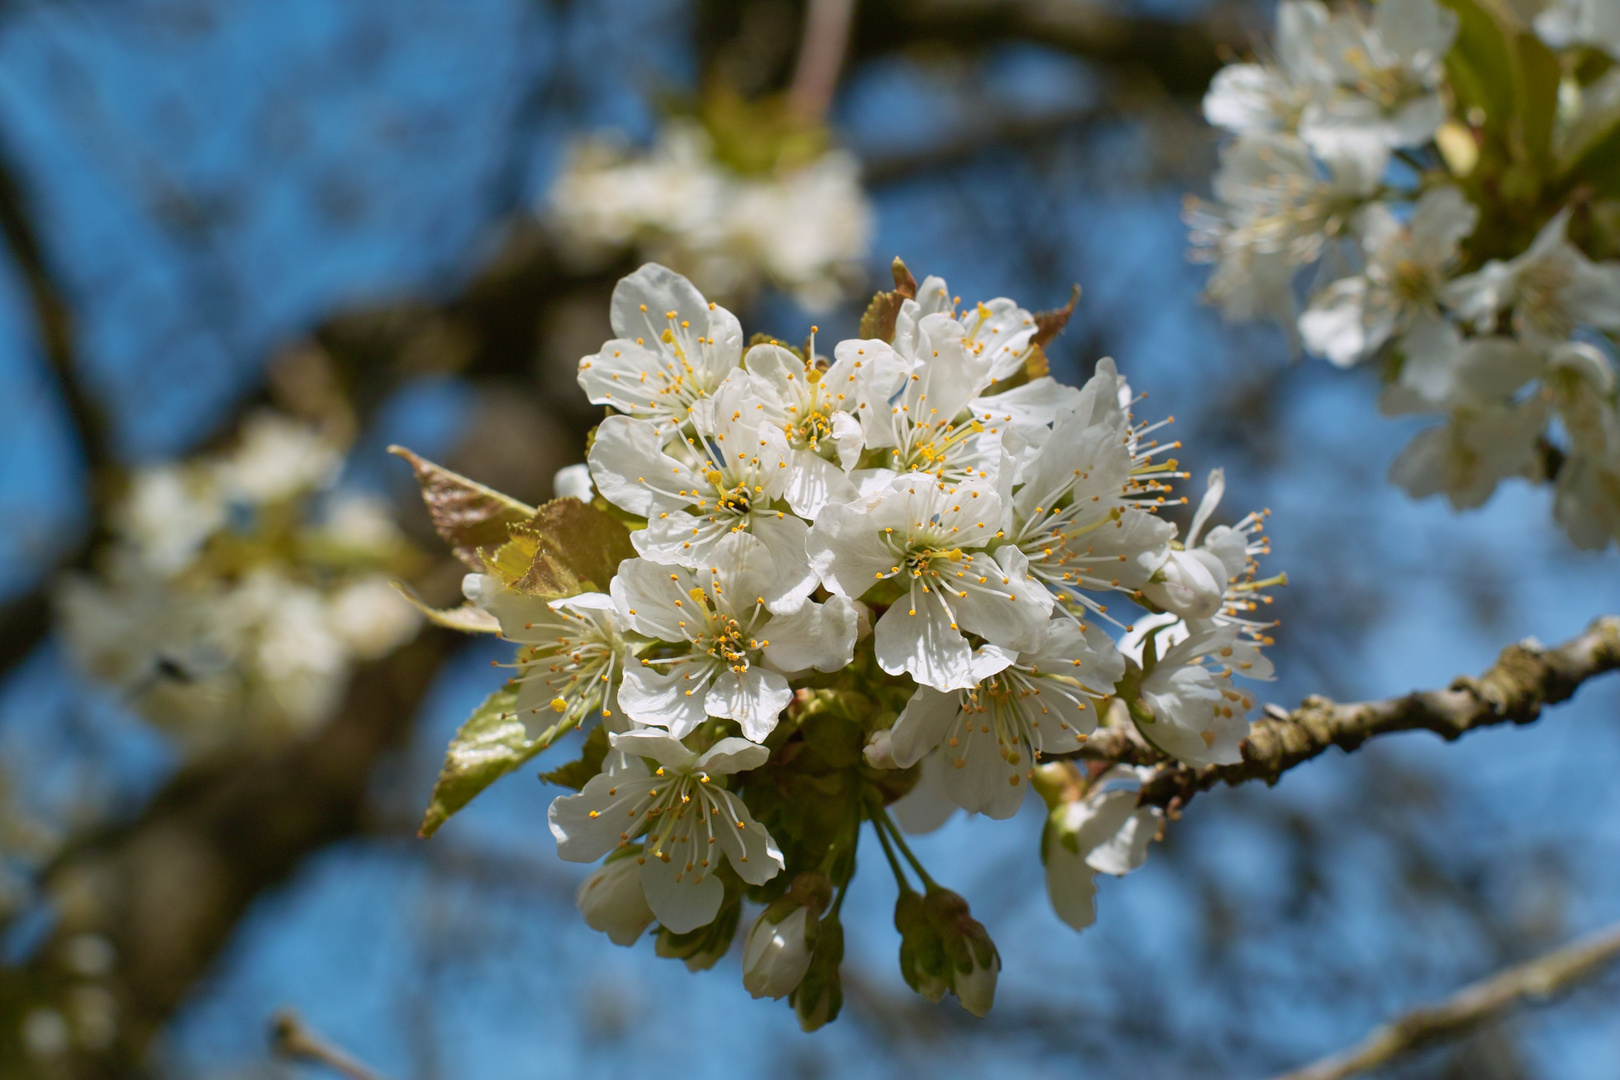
[[438, 260, 1282, 1025]]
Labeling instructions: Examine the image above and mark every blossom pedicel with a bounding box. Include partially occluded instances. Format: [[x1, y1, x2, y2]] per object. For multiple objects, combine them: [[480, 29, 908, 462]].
[[1190, 0, 1620, 549], [402, 260, 1283, 1025]]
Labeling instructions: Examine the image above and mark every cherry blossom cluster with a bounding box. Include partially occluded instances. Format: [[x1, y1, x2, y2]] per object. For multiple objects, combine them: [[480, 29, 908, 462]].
[[58, 413, 421, 751], [448, 262, 1282, 1027], [547, 118, 871, 313], [1189, 0, 1620, 547]]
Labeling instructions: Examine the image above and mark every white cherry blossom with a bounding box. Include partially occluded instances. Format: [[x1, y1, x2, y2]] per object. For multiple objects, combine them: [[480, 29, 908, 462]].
[[577, 263, 745, 436], [889, 618, 1124, 819], [1203, 1, 1335, 137], [548, 729, 783, 933], [1389, 395, 1550, 510], [1297, 0, 1458, 167], [613, 536, 857, 742], [1536, 0, 1620, 58], [1300, 186, 1479, 367], [1124, 615, 1267, 767], [1043, 765, 1161, 932], [1441, 209, 1620, 347], [463, 573, 629, 738], [808, 473, 1053, 691], [586, 380, 816, 609]]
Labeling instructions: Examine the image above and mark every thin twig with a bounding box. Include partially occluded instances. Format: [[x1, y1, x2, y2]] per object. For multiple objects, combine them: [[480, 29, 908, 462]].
[[271, 1009, 392, 1080], [1270, 920, 1620, 1080], [1077, 616, 1620, 814], [787, 0, 856, 122]]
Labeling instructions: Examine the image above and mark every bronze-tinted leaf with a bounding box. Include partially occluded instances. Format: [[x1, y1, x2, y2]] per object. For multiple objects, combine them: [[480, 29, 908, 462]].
[[390, 446, 536, 570], [1031, 285, 1081, 349], [857, 257, 921, 344], [487, 497, 636, 598]]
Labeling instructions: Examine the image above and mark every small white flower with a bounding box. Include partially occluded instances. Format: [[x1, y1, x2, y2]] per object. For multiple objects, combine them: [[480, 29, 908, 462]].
[[464, 573, 629, 738], [1124, 616, 1266, 767], [576, 855, 657, 946], [1535, 0, 1620, 59], [588, 376, 817, 610], [116, 465, 224, 575], [321, 492, 408, 555], [548, 729, 783, 934], [889, 618, 1123, 819], [1043, 765, 1161, 932], [1388, 395, 1551, 510], [1441, 209, 1620, 347], [1204, 2, 1337, 135], [808, 473, 1053, 692], [215, 412, 342, 504], [1296, 0, 1458, 166], [1379, 321, 1541, 411], [613, 535, 857, 742], [577, 263, 744, 436], [1193, 132, 1383, 269], [741, 906, 814, 1000], [1300, 186, 1479, 367]]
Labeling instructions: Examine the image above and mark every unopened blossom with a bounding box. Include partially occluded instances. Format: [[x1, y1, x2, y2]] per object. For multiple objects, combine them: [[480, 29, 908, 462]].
[[889, 618, 1124, 819], [808, 473, 1053, 692], [576, 854, 657, 946], [577, 263, 744, 436], [1535, 0, 1620, 58], [1042, 765, 1161, 932], [1441, 209, 1620, 347], [1300, 186, 1479, 366], [463, 574, 629, 738], [742, 906, 815, 1000], [613, 536, 857, 741], [553, 463, 595, 502], [548, 729, 783, 933], [1296, 0, 1458, 166]]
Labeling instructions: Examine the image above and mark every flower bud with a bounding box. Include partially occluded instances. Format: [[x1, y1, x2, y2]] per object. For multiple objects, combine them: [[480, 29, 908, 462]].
[[915, 887, 1001, 1017], [863, 728, 898, 769], [742, 906, 815, 1000], [790, 917, 845, 1032], [553, 463, 594, 502], [1139, 548, 1228, 619], [575, 854, 655, 946], [894, 890, 948, 1003]]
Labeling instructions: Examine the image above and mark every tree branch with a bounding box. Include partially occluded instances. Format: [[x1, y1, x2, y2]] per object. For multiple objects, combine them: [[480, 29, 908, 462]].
[[0, 629, 454, 1079], [787, 0, 856, 122], [853, 0, 1246, 100], [1080, 616, 1620, 813], [272, 1009, 392, 1080], [1271, 919, 1620, 1080]]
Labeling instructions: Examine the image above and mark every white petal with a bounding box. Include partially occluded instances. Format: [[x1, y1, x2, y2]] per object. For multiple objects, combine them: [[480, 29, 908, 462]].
[[617, 662, 714, 738], [705, 666, 793, 742], [640, 843, 725, 934], [548, 770, 655, 863], [761, 595, 858, 674]]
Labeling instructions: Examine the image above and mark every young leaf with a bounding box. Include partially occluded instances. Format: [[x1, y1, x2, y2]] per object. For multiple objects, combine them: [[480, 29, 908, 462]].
[[390, 446, 537, 570], [485, 497, 636, 598], [1031, 285, 1081, 350], [419, 685, 533, 837], [391, 581, 501, 634], [857, 257, 919, 344]]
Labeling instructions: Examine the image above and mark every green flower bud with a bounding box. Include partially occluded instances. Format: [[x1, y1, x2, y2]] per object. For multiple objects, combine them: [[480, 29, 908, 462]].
[[790, 916, 845, 1032]]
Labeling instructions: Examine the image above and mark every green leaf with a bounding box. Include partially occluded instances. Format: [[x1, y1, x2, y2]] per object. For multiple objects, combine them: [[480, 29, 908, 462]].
[[485, 497, 636, 598], [390, 446, 537, 570], [1517, 30, 1562, 170], [540, 723, 610, 790], [390, 581, 500, 634], [1438, 0, 1517, 140], [419, 685, 535, 837]]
